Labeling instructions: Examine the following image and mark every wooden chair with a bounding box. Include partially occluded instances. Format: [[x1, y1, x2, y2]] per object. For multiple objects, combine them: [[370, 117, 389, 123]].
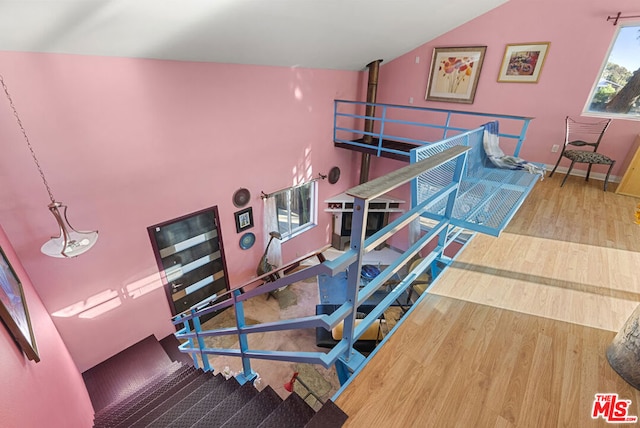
[[549, 116, 614, 191]]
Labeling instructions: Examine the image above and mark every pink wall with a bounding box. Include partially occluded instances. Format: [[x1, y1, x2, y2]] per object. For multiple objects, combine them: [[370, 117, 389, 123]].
[[0, 51, 361, 371], [3, 0, 638, 378], [373, 0, 640, 180], [0, 226, 94, 427]]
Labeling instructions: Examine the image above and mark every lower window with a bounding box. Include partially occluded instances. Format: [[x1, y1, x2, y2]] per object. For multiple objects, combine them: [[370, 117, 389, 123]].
[[274, 181, 317, 239]]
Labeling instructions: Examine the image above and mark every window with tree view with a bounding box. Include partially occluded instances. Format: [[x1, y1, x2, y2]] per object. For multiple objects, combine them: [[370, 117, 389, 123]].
[[274, 181, 316, 239], [585, 25, 640, 119]]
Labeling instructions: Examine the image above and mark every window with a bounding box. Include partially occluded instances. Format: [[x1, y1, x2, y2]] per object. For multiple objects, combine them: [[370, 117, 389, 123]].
[[274, 181, 317, 239], [584, 25, 640, 119]]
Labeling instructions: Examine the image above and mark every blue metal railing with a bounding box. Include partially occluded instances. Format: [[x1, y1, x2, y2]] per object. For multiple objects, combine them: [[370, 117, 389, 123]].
[[171, 146, 471, 386], [410, 126, 542, 238], [170, 104, 540, 393], [333, 99, 532, 158]]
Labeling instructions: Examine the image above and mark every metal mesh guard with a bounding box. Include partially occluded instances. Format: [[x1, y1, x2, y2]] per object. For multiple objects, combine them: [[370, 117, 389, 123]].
[[415, 128, 539, 236]]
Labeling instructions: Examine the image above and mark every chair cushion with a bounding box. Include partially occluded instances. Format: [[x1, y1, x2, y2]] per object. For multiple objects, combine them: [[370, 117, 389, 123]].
[[315, 304, 380, 352], [564, 149, 613, 165], [332, 319, 384, 341]]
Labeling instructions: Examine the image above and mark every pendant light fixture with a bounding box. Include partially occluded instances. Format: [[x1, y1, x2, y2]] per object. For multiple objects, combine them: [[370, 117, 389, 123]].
[[1, 74, 98, 258]]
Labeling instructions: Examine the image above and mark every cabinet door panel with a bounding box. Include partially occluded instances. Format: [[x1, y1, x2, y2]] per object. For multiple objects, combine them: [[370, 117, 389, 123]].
[[617, 135, 640, 197]]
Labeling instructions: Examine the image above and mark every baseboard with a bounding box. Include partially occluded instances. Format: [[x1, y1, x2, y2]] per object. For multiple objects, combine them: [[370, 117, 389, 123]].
[[545, 163, 621, 183]]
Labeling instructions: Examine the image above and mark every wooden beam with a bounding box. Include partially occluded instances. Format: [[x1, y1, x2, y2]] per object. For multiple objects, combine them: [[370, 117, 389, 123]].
[[346, 145, 470, 201]]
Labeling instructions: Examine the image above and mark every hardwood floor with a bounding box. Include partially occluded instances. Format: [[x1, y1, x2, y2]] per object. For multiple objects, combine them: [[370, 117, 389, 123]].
[[335, 174, 640, 427]]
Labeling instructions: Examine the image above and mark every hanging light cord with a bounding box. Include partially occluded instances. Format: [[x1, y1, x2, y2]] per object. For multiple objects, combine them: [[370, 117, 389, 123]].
[[0, 74, 56, 204]]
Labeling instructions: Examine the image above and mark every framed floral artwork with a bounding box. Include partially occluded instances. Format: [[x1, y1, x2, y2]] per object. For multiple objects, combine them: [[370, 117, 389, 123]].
[[425, 46, 487, 104], [497, 42, 550, 83]]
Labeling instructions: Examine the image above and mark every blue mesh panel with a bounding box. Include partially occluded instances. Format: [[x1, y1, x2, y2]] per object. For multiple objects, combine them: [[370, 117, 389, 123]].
[[414, 127, 540, 237]]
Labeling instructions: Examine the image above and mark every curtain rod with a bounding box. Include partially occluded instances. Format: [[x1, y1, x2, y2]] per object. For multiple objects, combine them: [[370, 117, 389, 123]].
[[607, 12, 640, 25], [260, 172, 327, 199]]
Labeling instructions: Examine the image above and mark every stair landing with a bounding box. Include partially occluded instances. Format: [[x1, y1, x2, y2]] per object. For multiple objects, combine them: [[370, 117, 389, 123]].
[[82, 335, 174, 412]]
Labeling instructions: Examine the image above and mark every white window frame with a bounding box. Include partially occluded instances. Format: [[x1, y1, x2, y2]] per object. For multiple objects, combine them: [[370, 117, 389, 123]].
[[273, 181, 317, 241], [582, 24, 640, 121]]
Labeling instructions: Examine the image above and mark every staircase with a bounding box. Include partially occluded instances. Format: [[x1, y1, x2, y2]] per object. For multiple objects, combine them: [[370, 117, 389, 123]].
[[87, 337, 347, 428]]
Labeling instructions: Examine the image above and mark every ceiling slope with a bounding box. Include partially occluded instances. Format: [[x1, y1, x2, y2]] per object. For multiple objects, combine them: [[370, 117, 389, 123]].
[[0, 0, 508, 70]]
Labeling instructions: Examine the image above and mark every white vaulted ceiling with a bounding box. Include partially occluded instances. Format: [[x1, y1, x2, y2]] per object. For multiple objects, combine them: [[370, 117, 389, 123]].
[[0, 0, 508, 70]]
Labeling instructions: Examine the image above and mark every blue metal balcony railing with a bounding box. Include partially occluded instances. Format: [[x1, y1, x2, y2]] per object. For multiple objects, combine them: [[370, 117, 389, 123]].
[[410, 126, 542, 238], [333, 99, 533, 159], [170, 102, 542, 397], [171, 146, 471, 387]]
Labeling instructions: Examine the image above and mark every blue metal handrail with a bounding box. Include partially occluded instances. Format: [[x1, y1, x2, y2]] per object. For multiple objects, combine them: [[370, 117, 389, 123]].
[[333, 99, 532, 158], [171, 145, 471, 386], [410, 126, 542, 238], [171, 113, 540, 392]]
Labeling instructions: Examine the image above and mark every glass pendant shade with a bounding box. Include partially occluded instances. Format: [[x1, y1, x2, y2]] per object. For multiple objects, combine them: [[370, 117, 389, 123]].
[[40, 202, 98, 258]]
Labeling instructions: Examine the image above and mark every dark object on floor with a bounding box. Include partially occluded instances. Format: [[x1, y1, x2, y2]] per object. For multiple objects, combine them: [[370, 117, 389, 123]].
[[285, 372, 324, 405], [87, 335, 348, 427], [360, 264, 381, 281], [257, 231, 282, 284]]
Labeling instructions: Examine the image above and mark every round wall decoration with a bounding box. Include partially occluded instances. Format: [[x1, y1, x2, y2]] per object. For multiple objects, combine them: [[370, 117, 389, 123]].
[[328, 166, 341, 184], [233, 188, 251, 208], [239, 232, 256, 250]]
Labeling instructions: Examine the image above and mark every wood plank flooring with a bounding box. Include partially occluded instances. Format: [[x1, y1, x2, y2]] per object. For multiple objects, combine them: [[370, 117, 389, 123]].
[[335, 174, 640, 427]]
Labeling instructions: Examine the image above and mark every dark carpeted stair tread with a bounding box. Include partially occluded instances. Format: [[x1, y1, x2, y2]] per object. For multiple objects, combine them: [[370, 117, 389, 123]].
[[94, 365, 191, 427], [219, 386, 283, 428], [304, 399, 348, 428], [189, 382, 259, 428], [144, 374, 228, 427], [95, 365, 196, 426], [108, 367, 202, 427], [94, 361, 184, 422], [257, 392, 316, 428], [165, 376, 243, 428], [94, 362, 190, 421], [135, 372, 220, 426], [114, 370, 214, 427], [100, 366, 201, 427], [84, 335, 174, 414]]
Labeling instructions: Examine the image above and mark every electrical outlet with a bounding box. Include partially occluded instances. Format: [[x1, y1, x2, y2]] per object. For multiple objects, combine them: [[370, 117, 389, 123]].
[[415, 56, 420, 64], [409, 97, 414, 104], [551, 144, 560, 153]]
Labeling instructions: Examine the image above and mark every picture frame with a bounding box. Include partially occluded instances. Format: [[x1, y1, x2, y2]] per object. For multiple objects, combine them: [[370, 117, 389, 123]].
[[0, 246, 39, 362], [234, 207, 254, 233], [425, 46, 487, 104], [497, 42, 550, 83]]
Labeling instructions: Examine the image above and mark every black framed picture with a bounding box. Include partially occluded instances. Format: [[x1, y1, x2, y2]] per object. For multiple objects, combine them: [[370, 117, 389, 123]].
[[234, 207, 254, 233], [0, 246, 39, 362]]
